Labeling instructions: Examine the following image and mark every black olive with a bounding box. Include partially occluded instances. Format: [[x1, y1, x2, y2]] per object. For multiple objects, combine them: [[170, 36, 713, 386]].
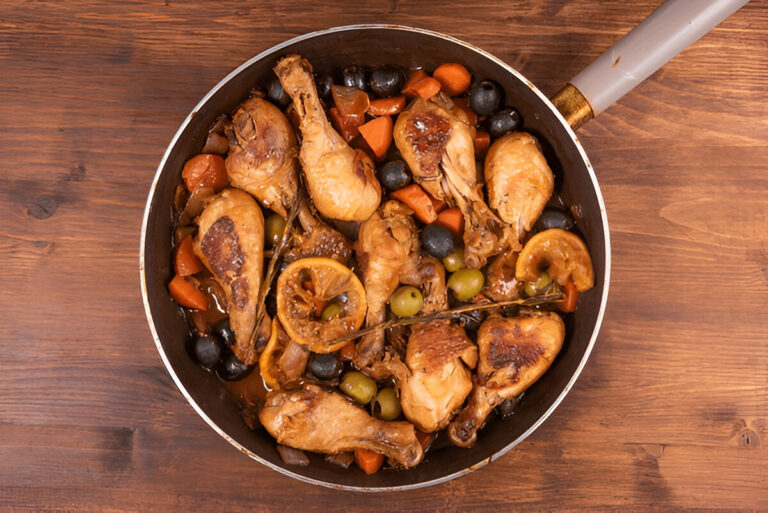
[[469, 80, 501, 116], [369, 65, 405, 97], [342, 65, 367, 91], [315, 72, 334, 99], [533, 207, 575, 232], [266, 75, 290, 107], [421, 224, 455, 260], [212, 318, 236, 348], [192, 334, 222, 371], [378, 160, 411, 191], [488, 108, 521, 138], [217, 350, 252, 381], [458, 309, 486, 332], [308, 352, 343, 380]]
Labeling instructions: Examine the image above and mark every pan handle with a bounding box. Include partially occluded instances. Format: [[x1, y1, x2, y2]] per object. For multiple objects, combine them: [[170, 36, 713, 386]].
[[551, 0, 748, 130]]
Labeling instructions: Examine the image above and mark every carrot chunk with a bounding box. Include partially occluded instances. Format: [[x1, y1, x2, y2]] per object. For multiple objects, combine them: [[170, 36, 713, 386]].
[[174, 235, 203, 277], [558, 280, 579, 313], [402, 69, 429, 97], [435, 207, 464, 237], [474, 131, 491, 158], [390, 184, 439, 224], [355, 449, 384, 475], [411, 77, 441, 99], [432, 63, 471, 96], [358, 115, 393, 158], [168, 276, 208, 310], [368, 96, 406, 116], [181, 154, 228, 193], [339, 342, 355, 362]]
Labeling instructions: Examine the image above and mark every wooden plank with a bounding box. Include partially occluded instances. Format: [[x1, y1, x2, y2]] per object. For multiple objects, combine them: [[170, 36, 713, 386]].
[[0, 0, 766, 510]]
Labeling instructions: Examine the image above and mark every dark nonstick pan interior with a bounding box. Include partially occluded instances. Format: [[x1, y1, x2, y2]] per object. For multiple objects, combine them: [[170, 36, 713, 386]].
[[140, 25, 610, 491]]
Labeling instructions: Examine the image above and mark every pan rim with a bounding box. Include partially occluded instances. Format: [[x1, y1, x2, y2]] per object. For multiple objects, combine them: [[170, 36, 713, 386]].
[[139, 23, 611, 492]]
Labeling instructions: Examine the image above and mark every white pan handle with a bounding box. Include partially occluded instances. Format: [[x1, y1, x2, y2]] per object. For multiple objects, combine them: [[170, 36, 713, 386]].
[[552, 0, 749, 129]]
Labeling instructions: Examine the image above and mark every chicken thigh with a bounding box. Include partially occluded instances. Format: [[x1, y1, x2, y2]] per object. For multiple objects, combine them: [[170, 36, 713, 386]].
[[259, 384, 423, 468], [225, 97, 299, 218], [448, 312, 564, 447], [194, 189, 264, 363], [353, 200, 419, 369], [484, 132, 554, 243], [394, 96, 515, 268], [274, 55, 381, 222]]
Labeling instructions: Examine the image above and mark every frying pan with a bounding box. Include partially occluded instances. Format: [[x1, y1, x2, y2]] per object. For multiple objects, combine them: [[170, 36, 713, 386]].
[[140, 0, 746, 491]]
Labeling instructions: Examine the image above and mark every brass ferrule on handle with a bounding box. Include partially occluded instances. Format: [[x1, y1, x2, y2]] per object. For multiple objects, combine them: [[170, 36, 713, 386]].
[[550, 84, 594, 131], [549, 0, 747, 131]]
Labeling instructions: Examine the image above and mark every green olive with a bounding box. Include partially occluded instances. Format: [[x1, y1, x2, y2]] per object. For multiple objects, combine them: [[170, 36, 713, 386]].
[[447, 268, 485, 301], [265, 213, 286, 248], [320, 303, 342, 321], [389, 286, 423, 317], [372, 387, 402, 421], [524, 270, 553, 297], [339, 371, 377, 404], [442, 248, 466, 273]]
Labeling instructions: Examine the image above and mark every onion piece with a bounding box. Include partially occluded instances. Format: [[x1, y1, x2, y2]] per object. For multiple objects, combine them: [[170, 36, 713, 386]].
[[325, 452, 355, 469], [277, 445, 309, 466]]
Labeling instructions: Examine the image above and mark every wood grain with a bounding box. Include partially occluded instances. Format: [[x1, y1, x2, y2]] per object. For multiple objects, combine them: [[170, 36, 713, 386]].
[[1, 0, 766, 511]]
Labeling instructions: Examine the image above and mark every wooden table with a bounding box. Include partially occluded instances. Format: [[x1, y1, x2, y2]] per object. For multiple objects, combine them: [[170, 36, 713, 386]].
[[2, 1, 766, 510]]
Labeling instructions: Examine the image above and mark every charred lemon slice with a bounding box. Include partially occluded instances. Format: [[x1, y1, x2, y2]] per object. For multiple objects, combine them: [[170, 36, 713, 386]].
[[259, 317, 310, 390], [516, 228, 594, 291], [259, 317, 284, 390], [276, 257, 367, 353]]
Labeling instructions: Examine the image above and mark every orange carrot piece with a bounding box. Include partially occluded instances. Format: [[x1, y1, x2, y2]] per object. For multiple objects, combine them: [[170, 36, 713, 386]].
[[181, 154, 228, 193], [368, 96, 406, 116], [339, 342, 355, 361], [355, 449, 384, 475], [453, 97, 478, 127], [402, 69, 429, 97], [432, 63, 471, 96], [558, 280, 579, 313], [435, 207, 464, 237], [329, 107, 364, 142], [358, 115, 393, 158], [414, 430, 435, 452], [474, 131, 491, 158], [168, 276, 208, 311], [174, 235, 203, 277], [428, 193, 446, 214], [411, 77, 441, 99], [390, 184, 439, 224]]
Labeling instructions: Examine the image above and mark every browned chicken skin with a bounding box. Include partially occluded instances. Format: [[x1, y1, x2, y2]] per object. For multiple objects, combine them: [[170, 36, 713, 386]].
[[259, 384, 423, 468], [274, 55, 381, 222], [448, 312, 565, 447], [353, 200, 419, 370], [484, 132, 554, 243], [225, 97, 299, 218], [193, 189, 264, 363], [399, 321, 478, 432], [394, 96, 515, 268]]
